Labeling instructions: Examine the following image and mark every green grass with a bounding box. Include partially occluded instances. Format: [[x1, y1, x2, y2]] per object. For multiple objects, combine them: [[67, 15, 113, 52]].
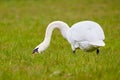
[[0, 0, 120, 80]]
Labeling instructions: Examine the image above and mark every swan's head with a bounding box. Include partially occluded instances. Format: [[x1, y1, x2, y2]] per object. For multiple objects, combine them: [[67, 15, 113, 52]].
[[32, 42, 48, 54]]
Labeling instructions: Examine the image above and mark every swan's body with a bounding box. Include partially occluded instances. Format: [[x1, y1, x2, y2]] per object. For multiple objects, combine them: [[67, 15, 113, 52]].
[[33, 21, 105, 54]]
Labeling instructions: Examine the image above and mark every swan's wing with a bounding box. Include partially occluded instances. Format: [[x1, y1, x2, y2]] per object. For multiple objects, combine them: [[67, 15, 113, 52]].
[[68, 21, 105, 42]]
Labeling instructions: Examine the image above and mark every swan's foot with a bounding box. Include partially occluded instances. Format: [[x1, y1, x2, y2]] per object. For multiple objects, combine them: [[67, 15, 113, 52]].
[[32, 48, 39, 54], [96, 49, 99, 55]]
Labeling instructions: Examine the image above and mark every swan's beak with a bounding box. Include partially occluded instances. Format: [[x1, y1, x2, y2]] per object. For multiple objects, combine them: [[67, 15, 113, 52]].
[[32, 48, 39, 54]]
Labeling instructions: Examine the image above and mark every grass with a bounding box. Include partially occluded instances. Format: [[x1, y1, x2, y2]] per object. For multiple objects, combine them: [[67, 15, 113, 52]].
[[0, 0, 120, 80]]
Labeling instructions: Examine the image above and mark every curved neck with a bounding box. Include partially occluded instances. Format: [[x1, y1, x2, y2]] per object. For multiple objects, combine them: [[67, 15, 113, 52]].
[[43, 21, 69, 46]]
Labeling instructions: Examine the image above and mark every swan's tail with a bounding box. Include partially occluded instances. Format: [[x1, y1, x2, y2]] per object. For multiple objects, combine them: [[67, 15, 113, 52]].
[[90, 41, 105, 47]]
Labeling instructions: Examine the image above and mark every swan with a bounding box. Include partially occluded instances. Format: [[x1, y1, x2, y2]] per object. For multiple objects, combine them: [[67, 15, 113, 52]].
[[33, 20, 105, 54]]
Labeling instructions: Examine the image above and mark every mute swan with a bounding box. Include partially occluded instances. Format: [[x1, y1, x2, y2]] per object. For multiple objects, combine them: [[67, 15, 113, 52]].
[[33, 21, 105, 54]]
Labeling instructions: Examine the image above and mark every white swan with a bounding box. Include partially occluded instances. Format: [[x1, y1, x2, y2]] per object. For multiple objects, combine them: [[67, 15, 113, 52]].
[[33, 21, 105, 54]]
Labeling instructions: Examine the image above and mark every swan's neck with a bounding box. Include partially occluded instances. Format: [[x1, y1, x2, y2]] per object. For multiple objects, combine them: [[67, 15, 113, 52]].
[[43, 21, 69, 47]]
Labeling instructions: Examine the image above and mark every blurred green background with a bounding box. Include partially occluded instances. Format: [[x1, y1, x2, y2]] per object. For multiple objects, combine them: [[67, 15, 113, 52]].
[[0, 0, 120, 80]]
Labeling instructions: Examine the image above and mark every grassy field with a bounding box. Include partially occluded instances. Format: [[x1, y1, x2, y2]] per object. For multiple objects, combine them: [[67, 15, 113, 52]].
[[0, 0, 120, 80]]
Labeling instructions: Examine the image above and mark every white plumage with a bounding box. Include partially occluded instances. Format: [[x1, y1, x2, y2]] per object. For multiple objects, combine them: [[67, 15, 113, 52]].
[[33, 21, 105, 54]]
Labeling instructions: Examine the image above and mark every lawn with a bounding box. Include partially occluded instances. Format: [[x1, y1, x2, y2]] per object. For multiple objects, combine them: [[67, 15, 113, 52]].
[[0, 0, 120, 80]]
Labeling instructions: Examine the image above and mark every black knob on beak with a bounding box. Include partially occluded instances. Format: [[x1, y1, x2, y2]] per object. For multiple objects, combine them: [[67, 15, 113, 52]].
[[32, 48, 39, 54]]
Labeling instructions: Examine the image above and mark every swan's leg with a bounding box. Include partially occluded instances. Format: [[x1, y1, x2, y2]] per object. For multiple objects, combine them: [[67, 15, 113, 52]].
[[96, 49, 99, 55], [71, 45, 76, 53], [73, 50, 76, 53]]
